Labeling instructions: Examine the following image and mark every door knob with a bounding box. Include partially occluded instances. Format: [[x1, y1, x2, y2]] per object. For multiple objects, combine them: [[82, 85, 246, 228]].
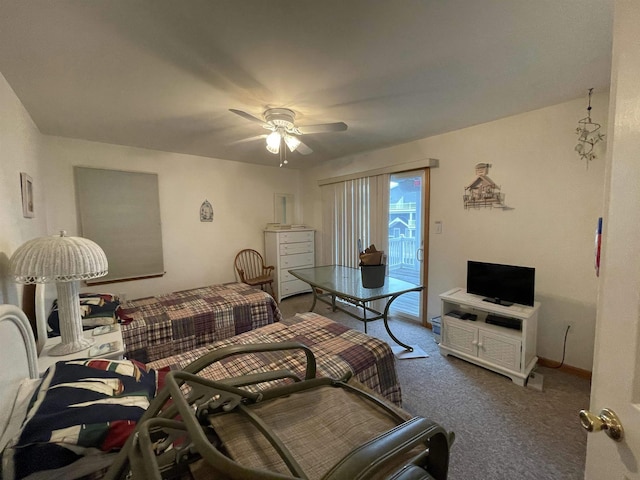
[[579, 408, 624, 442]]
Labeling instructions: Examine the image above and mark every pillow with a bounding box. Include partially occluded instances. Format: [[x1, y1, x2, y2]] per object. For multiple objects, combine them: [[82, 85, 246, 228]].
[[7, 359, 166, 479], [47, 294, 122, 336]]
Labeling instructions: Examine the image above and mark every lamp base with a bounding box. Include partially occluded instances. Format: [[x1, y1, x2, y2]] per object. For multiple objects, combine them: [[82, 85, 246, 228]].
[[48, 336, 95, 356], [51, 280, 96, 357]]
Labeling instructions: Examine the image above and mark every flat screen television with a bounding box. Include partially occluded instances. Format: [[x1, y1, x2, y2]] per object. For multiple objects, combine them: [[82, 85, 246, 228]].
[[466, 261, 535, 307]]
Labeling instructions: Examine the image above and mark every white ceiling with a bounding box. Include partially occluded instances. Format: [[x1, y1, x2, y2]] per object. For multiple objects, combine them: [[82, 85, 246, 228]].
[[0, 1, 613, 168]]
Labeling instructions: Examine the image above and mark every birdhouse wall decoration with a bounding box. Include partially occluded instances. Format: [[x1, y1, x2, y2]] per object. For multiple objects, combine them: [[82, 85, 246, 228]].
[[463, 163, 508, 209], [575, 88, 605, 166]]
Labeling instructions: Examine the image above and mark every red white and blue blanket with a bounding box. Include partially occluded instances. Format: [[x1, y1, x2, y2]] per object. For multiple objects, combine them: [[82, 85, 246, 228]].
[[10, 359, 165, 479]]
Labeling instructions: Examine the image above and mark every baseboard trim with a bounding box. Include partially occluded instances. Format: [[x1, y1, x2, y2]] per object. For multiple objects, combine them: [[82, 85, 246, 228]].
[[538, 357, 592, 381]]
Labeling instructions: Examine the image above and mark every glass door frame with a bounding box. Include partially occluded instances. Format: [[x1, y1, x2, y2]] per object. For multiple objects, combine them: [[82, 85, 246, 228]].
[[387, 168, 430, 324]]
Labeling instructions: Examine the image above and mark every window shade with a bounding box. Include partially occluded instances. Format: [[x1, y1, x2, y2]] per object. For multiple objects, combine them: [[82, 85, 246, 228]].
[[74, 167, 164, 283], [320, 175, 389, 268]]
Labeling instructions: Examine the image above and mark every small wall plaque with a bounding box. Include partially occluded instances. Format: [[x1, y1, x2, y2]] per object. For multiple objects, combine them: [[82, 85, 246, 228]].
[[20, 172, 34, 218], [200, 200, 213, 222]]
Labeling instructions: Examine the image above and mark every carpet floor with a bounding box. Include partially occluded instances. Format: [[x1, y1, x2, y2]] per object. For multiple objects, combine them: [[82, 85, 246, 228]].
[[279, 293, 591, 480]]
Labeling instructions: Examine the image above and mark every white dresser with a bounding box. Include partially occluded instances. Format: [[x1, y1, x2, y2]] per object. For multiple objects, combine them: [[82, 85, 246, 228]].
[[264, 228, 315, 302]]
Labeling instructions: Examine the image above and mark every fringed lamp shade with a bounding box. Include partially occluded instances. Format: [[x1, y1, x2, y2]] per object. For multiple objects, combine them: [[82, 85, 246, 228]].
[[9, 231, 108, 356]]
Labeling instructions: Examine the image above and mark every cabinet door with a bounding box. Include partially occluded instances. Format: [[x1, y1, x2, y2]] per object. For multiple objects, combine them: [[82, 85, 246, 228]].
[[443, 317, 477, 356], [477, 330, 521, 371]]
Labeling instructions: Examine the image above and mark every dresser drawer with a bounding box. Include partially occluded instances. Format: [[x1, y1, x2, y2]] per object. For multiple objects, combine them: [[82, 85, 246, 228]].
[[281, 269, 310, 283], [279, 252, 314, 270], [280, 278, 312, 297], [279, 231, 314, 244], [279, 241, 313, 256]]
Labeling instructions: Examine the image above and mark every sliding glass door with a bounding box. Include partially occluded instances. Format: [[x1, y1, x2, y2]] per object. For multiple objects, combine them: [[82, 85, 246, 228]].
[[319, 167, 429, 322], [388, 170, 427, 320]]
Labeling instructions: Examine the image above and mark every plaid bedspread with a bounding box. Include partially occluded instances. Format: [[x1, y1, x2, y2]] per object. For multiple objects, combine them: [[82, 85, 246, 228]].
[[147, 312, 402, 406], [120, 283, 282, 363]]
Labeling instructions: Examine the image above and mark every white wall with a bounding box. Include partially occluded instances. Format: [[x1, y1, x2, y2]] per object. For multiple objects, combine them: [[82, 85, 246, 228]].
[[0, 73, 48, 306], [302, 94, 608, 371], [41, 136, 302, 300]]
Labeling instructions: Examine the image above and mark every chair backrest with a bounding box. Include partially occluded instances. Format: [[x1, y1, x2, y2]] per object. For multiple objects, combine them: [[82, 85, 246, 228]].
[[234, 249, 267, 282]]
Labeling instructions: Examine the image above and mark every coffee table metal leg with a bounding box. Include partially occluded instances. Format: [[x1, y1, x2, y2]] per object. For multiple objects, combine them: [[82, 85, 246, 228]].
[[382, 293, 413, 352], [362, 300, 368, 333], [309, 288, 318, 312]]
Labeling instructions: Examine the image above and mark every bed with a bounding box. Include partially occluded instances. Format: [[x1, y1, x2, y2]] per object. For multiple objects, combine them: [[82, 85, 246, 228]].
[[117, 282, 283, 363], [36, 282, 283, 363], [34, 283, 400, 406], [1, 301, 411, 479], [147, 311, 402, 407]]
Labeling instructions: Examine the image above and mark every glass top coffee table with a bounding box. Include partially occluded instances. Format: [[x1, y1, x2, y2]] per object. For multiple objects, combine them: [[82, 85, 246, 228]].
[[289, 265, 427, 358]]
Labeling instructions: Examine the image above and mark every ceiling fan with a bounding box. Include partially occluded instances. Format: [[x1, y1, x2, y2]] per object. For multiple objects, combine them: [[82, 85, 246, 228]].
[[229, 108, 347, 166]]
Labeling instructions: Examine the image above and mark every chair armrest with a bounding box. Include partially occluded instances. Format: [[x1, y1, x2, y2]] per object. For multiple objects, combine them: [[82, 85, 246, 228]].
[[324, 417, 451, 480]]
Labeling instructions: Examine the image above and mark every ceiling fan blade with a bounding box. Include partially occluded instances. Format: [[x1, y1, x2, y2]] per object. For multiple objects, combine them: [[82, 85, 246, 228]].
[[297, 122, 348, 134], [296, 140, 313, 155], [227, 134, 267, 146], [229, 108, 267, 126]]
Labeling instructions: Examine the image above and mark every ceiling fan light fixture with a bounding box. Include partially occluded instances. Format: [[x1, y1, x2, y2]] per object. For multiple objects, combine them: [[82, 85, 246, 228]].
[[284, 134, 300, 152], [266, 131, 281, 154], [230, 107, 347, 161], [265, 108, 296, 130]]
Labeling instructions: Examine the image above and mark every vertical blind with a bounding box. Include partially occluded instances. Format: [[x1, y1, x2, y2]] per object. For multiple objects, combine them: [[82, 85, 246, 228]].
[[74, 167, 164, 283], [320, 174, 389, 267]]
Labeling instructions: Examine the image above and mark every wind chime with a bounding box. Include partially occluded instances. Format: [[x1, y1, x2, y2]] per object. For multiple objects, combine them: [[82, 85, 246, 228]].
[[575, 88, 605, 165]]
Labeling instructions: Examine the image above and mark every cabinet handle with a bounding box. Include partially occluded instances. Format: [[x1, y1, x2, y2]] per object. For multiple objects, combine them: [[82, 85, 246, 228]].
[[471, 340, 478, 346]]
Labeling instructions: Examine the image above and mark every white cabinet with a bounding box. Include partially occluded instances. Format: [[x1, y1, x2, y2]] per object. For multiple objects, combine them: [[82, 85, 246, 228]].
[[265, 229, 315, 302], [439, 288, 540, 386]]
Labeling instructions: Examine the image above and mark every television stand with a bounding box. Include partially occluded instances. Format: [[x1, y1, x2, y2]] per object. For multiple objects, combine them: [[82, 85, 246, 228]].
[[439, 288, 540, 386], [482, 297, 513, 307]]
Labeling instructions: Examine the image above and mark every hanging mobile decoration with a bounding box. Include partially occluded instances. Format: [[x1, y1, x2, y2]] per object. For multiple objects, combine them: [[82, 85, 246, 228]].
[[575, 88, 605, 165]]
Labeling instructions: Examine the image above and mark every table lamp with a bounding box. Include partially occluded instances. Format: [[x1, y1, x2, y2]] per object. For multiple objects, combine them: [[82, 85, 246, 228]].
[[9, 231, 108, 356]]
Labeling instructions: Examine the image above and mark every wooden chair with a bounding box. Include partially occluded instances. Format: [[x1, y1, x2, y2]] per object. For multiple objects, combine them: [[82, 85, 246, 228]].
[[234, 249, 275, 297]]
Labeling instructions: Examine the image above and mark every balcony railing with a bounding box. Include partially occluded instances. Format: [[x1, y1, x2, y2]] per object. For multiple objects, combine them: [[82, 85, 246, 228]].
[[387, 236, 416, 268], [389, 202, 416, 212]]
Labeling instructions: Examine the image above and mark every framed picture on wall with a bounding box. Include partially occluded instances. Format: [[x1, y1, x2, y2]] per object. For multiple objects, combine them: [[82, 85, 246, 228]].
[[20, 172, 34, 218]]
